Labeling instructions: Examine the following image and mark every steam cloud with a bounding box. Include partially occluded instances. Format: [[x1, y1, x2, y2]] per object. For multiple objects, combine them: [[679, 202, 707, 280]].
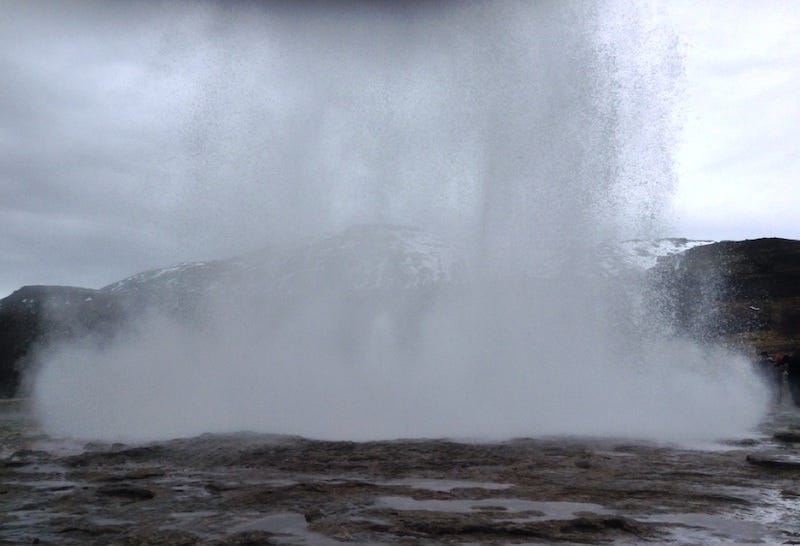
[[33, 1, 768, 443]]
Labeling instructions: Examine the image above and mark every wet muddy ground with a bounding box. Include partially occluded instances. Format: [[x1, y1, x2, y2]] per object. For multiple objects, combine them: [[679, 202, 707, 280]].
[[3, 400, 800, 545]]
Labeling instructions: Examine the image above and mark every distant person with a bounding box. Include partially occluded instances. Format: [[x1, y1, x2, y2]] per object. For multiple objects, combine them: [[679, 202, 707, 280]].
[[771, 353, 787, 404], [755, 351, 778, 401], [785, 353, 800, 408]]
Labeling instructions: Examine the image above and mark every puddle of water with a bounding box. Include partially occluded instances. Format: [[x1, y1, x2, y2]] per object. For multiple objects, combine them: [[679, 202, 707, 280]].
[[741, 487, 800, 541], [637, 483, 798, 543], [13, 479, 79, 492], [12, 462, 68, 475], [643, 512, 774, 543], [2, 508, 66, 542], [380, 478, 513, 492], [89, 516, 135, 526], [242, 478, 298, 488], [376, 496, 610, 519], [227, 512, 344, 545]]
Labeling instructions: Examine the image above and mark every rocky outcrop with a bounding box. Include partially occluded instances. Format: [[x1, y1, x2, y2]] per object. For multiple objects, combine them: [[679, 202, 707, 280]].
[[648, 238, 800, 353], [0, 286, 128, 397]]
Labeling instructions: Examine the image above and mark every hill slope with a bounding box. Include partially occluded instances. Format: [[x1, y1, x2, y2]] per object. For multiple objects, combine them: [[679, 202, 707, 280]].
[[2, 226, 796, 398]]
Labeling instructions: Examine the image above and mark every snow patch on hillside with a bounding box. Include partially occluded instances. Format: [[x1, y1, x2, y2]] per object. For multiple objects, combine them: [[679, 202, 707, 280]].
[[619, 238, 715, 270], [101, 226, 715, 298]]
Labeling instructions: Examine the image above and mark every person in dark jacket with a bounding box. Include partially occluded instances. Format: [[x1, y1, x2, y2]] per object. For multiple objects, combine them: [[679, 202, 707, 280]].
[[783, 353, 800, 408], [755, 351, 782, 403], [771, 353, 787, 404]]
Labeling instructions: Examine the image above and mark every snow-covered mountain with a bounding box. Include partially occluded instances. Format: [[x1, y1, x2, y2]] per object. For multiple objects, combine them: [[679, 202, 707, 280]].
[[99, 225, 715, 304], [0, 224, 722, 397], [235, 224, 465, 293], [102, 225, 465, 304]]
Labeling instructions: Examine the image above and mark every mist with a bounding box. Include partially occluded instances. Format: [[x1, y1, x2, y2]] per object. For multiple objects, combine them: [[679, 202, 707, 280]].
[[32, 1, 769, 443]]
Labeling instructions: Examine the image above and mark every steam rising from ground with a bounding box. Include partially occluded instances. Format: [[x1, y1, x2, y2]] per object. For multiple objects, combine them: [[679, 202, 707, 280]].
[[37, 306, 765, 443], [34, 1, 768, 443]]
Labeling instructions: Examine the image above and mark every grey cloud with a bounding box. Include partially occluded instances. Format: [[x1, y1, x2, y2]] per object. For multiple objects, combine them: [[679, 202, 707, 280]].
[[1, 0, 684, 297], [1, 1, 448, 294]]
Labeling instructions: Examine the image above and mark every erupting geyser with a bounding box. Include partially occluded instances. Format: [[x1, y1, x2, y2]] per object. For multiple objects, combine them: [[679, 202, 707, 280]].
[[33, 1, 768, 443]]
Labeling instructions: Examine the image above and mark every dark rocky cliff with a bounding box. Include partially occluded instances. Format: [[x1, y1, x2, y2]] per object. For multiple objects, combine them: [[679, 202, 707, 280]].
[[0, 286, 128, 397], [648, 238, 800, 353]]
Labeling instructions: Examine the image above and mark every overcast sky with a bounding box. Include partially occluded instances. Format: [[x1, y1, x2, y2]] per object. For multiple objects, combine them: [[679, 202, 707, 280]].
[[666, 0, 800, 242], [1, 1, 799, 298]]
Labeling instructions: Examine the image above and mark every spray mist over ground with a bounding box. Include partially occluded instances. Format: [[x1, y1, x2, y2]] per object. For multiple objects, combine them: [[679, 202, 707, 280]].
[[34, 1, 769, 443]]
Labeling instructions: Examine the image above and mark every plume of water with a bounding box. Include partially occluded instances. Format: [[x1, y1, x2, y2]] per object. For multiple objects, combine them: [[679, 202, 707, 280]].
[[33, 1, 768, 443]]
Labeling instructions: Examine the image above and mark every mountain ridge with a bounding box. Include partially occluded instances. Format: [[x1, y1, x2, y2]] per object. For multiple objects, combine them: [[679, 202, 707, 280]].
[[0, 225, 796, 398]]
